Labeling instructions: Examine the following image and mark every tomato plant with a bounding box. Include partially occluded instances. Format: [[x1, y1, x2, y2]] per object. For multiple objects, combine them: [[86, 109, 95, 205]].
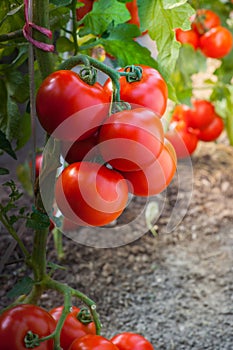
[[120, 139, 177, 196], [36, 70, 109, 141], [199, 26, 233, 59], [98, 107, 164, 172], [111, 332, 154, 350], [68, 334, 118, 350], [104, 65, 168, 118], [0, 304, 56, 350], [49, 306, 96, 350], [55, 162, 129, 226]]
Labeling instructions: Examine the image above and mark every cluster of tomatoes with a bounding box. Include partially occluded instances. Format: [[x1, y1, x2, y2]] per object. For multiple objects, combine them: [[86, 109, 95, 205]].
[[176, 9, 233, 59], [165, 100, 224, 159], [36, 64, 177, 228], [0, 303, 154, 349]]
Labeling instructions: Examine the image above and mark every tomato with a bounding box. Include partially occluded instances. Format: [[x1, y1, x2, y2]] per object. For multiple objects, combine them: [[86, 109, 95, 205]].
[[35, 154, 43, 177], [126, 0, 140, 28], [36, 70, 109, 141], [111, 332, 154, 350], [61, 133, 99, 164], [120, 139, 177, 196], [98, 108, 164, 172], [197, 115, 224, 142], [55, 162, 128, 226], [170, 104, 190, 123], [0, 304, 56, 350], [191, 9, 221, 35], [175, 28, 199, 50], [76, 0, 94, 21], [49, 306, 96, 350], [199, 26, 233, 58], [165, 120, 198, 159], [184, 100, 216, 130], [104, 65, 168, 118], [68, 334, 118, 350]]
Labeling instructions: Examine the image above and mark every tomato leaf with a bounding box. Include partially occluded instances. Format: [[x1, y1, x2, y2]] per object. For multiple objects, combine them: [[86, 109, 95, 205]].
[[0, 130, 17, 159], [79, 0, 131, 36], [0, 167, 9, 175], [26, 208, 51, 230], [7, 276, 34, 299], [138, 0, 195, 80], [16, 162, 33, 197], [50, 0, 72, 6]]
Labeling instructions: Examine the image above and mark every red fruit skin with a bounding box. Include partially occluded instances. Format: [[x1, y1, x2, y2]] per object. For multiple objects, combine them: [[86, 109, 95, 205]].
[[191, 9, 221, 35], [197, 115, 224, 142], [111, 332, 154, 350], [199, 26, 233, 59], [175, 28, 200, 50], [185, 100, 216, 130]]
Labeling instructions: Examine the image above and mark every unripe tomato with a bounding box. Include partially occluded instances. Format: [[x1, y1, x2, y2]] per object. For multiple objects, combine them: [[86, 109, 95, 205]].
[[175, 28, 199, 50], [120, 139, 177, 197], [197, 115, 224, 142], [104, 65, 168, 118], [98, 108, 164, 172], [55, 162, 128, 226], [165, 120, 198, 159], [191, 9, 221, 35], [111, 332, 154, 350], [49, 306, 96, 350], [36, 70, 109, 141], [199, 26, 233, 58]]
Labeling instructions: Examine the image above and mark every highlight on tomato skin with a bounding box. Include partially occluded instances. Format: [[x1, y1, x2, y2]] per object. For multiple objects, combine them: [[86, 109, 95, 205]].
[[111, 332, 154, 350], [55, 162, 129, 227]]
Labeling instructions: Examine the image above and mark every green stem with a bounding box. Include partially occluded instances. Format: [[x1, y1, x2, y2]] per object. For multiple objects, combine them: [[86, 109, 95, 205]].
[[0, 29, 23, 42], [53, 228, 65, 261], [71, 0, 79, 55]]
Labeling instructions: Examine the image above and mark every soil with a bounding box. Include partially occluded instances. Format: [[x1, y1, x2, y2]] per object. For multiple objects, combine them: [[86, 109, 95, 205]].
[[1, 139, 233, 350]]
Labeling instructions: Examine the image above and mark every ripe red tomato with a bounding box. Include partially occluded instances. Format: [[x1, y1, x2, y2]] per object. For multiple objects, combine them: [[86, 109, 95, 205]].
[[98, 108, 164, 172], [55, 162, 128, 226], [197, 115, 224, 141], [165, 120, 198, 159], [49, 306, 96, 350], [170, 104, 190, 123], [191, 9, 221, 35], [0, 304, 56, 350], [199, 26, 233, 58], [175, 28, 199, 50], [184, 100, 216, 130], [111, 332, 154, 350], [68, 334, 118, 350], [35, 154, 43, 177], [126, 0, 140, 28], [120, 139, 177, 196], [61, 133, 99, 164], [104, 65, 168, 118], [36, 70, 109, 141], [76, 0, 94, 21]]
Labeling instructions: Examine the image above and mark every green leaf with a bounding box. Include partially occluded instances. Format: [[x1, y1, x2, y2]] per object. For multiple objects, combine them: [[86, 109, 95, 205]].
[[80, 0, 131, 36], [5, 69, 29, 103], [16, 112, 31, 150], [50, 5, 71, 31], [26, 208, 51, 230], [138, 0, 195, 79], [0, 130, 17, 159], [16, 162, 33, 197], [56, 36, 74, 53], [7, 277, 34, 299], [50, 0, 72, 6], [0, 167, 9, 175]]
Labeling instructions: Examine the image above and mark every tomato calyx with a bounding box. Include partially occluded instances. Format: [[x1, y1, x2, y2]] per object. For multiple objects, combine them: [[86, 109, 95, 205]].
[[120, 65, 143, 83], [77, 307, 93, 325], [24, 330, 40, 348], [79, 66, 97, 85]]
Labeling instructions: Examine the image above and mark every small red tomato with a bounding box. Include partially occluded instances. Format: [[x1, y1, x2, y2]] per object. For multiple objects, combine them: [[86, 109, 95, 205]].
[[68, 334, 118, 350], [191, 9, 221, 35], [104, 65, 168, 118], [76, 0, 94, 21], [197, 115, 224, 142], [111, 332, 154, 350], [0, 304, 56, 350], [49, 306, 96, 350], [120, 139, 177, 197], [55, 162, 129, 226], [175, 28, 199, 50], [98, 108, 164, 172], [185, 100, 216, 130], [61, 133, 99, 164], [199, 26, 233, 59], [165, 120, 198, 159]]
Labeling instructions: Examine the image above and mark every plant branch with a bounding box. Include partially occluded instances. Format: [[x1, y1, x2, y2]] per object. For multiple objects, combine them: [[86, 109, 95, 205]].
[[0, 29, 23, 42]]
